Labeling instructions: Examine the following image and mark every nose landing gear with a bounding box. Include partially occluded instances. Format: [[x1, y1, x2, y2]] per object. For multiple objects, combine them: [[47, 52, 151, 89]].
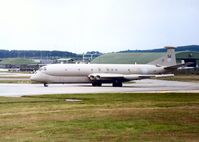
[[44, 83, 48, 87]]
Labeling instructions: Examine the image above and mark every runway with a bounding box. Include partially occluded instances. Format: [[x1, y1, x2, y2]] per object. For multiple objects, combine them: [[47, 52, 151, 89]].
[[0, 79, 199, 97]]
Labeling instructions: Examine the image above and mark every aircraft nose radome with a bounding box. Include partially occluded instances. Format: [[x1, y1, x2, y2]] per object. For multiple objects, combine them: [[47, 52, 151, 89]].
[[30, 72, 47, 82], [30, 75, 34, 81], [30, 74, 37, 81]]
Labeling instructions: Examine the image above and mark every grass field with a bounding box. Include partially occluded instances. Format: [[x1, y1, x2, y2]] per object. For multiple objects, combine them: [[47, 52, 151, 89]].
[[0, 79, 31, 84], [0, 93, 199, 142]]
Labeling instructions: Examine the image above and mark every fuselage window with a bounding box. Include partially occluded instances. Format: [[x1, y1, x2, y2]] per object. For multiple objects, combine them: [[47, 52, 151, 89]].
[[111, 69, 114, 72], [98, 68, 101, 72], [128, 69, 130, 72], [106, 68, 109, 72], [91, 69, 93, 71], [78, 68, 80, 71]]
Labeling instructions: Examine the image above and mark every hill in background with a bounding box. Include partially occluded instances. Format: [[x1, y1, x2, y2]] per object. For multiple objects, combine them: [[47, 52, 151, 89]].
[[0, 45, 198, 59], [92, 45, 199, 64], [119, 45, 199, 53]]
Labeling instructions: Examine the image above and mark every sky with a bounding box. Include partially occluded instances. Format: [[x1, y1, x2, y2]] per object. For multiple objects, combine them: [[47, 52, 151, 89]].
[[0, 0, 199, 53]]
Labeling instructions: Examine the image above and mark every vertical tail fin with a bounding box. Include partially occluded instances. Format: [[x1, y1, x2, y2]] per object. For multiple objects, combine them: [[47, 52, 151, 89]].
[[149, 46, 177, 66]]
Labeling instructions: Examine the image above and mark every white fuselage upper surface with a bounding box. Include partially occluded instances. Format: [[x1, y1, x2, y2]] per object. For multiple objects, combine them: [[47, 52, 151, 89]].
[[30, 64, 166, 83]]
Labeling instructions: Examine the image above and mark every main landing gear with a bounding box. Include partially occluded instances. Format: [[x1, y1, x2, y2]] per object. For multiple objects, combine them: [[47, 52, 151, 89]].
[[91, 81, 123, 87], [112, 81, 123, 87], [44, 83, 48, 87], [92, 82, 102, 87]]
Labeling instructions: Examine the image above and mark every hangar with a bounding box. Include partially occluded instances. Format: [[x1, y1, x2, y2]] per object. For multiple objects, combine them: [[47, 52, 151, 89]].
[[176, 52, 199, 68], [92, 51, 199, 68]]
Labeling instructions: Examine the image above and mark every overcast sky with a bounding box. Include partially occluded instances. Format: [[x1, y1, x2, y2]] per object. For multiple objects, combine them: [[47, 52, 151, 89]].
[[0, 0, 199, 53]]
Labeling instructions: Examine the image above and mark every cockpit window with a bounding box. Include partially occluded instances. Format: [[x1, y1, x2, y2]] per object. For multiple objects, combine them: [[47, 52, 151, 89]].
[[39, 67, 47, 71]]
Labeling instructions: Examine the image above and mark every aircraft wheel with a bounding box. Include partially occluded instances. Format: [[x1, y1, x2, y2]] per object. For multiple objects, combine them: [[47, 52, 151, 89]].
[[113, 81, 123, 87], [44, 83, 48, 87], [92, 82, 102, 87], [96, 82, 102, 86], [92, 82, 96, 86]]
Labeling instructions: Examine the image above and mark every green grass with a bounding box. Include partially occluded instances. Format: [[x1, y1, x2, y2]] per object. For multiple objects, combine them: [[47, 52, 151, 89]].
[[0, 76, 30, 79], [0, 80, 41, 84], [0, 80, 31, 84], [0, 58, 37, 65], [0, 93, 199, 142]]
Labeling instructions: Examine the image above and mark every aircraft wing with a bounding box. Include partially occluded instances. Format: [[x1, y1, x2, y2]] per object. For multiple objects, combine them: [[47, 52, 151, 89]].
[[88, 73, 174, 81], [88, 73, 124, 81]]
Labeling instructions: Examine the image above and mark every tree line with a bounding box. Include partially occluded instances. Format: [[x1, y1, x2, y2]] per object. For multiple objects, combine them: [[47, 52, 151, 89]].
[[119, 45, 199, 53], [0, 50, 79, 59]]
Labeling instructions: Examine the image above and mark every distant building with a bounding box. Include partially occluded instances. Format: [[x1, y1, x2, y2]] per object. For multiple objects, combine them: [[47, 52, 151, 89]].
[[20, 64, 41, 72], [83, 51, 103, 63], [56, 58, 75, 64], [0, 58, 40, 72], [38, 59, 54, 64], [175, 52, 199, 68]]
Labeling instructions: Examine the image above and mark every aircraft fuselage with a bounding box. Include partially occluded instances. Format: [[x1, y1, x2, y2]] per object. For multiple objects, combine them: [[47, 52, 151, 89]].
[[30, 64, 166, 84]]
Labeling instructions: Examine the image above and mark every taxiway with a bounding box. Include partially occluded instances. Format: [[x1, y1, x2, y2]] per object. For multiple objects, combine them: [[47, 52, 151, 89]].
[[0, 79, 198, 97]]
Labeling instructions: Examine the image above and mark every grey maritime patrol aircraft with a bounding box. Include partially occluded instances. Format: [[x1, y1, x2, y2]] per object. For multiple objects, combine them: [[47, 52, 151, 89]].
[[30, 46, 187, 87]]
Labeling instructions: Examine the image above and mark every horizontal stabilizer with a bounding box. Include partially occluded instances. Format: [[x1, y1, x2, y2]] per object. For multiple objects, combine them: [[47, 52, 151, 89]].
[[164, 62, 193, 70]]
